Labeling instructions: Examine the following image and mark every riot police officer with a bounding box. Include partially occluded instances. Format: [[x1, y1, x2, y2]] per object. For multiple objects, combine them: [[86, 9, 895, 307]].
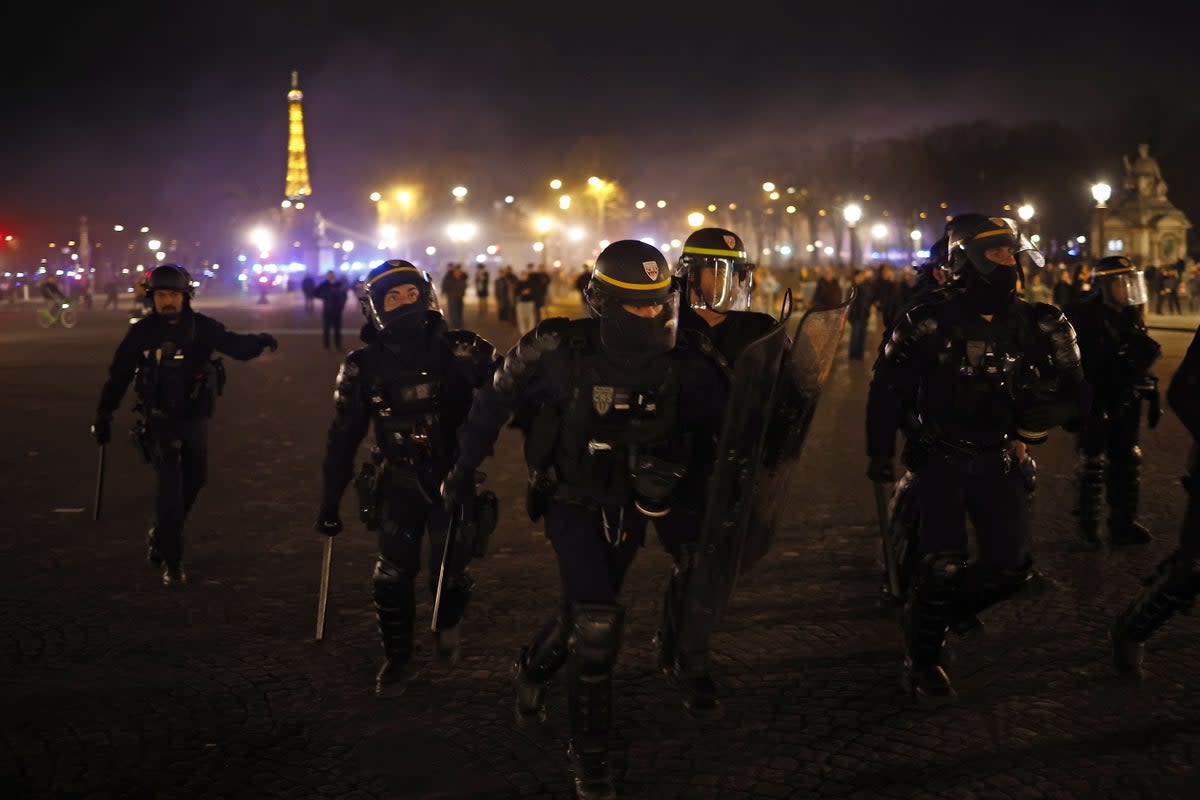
[[91, 263, 278, 585], [866, 215, 1085, 704], [442, 240, 728, 800], [1064, 256, 1162, 547], [1111, 322, 1200, 677], [315, 260, 498, 696], [653, 227, 776, 710]]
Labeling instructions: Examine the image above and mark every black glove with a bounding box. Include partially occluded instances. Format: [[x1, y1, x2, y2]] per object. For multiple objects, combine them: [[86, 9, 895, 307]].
[[258, 333, 279, 352], [91, 414, 112, 445], [314, 507, 342, 536], [866, 455, 895, 483], [1016, 404, 1061, 443], [440, 464, 476, 511]]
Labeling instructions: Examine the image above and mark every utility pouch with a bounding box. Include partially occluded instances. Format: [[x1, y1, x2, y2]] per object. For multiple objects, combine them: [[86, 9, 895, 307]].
[[526, 468, 558, 522]]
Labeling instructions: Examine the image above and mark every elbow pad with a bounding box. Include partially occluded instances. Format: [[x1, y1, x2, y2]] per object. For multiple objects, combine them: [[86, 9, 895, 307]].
[[493, 317, 570, 397], [1034, 303, 1082, 378]]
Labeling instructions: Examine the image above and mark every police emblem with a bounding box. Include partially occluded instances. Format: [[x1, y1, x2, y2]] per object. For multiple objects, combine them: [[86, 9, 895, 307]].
[[642, 261, 660, 281], [723, 235, 737, 249], [593, 385, 614, 415]]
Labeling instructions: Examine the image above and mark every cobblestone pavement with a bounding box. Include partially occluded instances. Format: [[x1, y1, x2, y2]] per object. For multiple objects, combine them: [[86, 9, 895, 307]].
[[1, 294, 1197, 799]]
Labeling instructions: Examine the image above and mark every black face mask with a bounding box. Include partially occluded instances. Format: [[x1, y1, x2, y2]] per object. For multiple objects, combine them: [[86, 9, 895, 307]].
[[963, 266, 1017, 314], [599, 306, 676, 360]]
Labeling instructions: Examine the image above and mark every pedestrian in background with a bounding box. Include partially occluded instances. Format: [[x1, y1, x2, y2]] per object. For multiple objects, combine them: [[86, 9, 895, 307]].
[[313, 270, 349, 351]]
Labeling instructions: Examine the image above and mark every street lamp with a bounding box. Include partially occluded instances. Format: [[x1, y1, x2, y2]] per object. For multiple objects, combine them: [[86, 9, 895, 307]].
[[843, 203, 862, 268], [687, 211, 705, 228], [585, 177, 615, 239], [451, 185, 469, 201], [1091, 182, 1112, 258]]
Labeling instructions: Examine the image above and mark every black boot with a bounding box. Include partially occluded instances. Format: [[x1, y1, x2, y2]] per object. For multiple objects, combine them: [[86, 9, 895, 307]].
[[899, 553, 963, 706], [146, 526, 163, 566], [514, 611, 569, 725], [430, 572, 473, 665], [566, 604, 623, 800], [1108, 448, 1151, 545], [161, 561, 187, 586], [1111, 551, 1200, 679], [374, 558, 417, 696], [1075, 453, 1105, 548]]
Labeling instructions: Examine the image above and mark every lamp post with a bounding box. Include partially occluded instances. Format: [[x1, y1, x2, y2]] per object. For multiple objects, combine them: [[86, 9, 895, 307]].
[[1017, 203, 1035, 239], [843, 203, 862, 269], [1091, 183, 1111, 259]]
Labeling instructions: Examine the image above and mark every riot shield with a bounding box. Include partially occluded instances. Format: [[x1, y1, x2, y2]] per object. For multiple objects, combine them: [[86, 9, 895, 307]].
[[880, 470, 920, 605], [680, 294, 850, 654], [737, 298, 851, 577]]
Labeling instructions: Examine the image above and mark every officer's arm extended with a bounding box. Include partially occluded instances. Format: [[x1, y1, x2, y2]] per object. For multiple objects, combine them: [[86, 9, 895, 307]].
[[454, 320, 563, 472], [866, 309, 931, 460], [207, 318, 277, 360], [320, 352, 372, 511]]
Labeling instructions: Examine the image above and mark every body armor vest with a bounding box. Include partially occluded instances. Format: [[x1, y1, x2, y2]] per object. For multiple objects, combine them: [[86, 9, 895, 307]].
[[368, 368, 447, 467], [133, 319, 223, 420], [552, 345, 681, 499]]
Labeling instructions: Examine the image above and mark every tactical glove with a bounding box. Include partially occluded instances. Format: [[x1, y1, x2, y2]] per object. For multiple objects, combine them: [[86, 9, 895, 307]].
[[314, 507, 342, 536], [91, 415, 112, 446], [440, 463, 476, 511], [866, 455, 895, 483], [1016, 405, 1058, 444], [258, 332, 279, 352]]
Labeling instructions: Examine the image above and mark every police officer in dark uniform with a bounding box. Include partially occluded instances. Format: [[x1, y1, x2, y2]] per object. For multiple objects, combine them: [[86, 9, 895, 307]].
[[442, 240, 728, 800], [90, 264, 278, 585], [1064, 256, 1162, 547], [653, 227, 776, 710], [1111, 322, 1200, 677], [866, 216, 1085, 704], [315, 260, 498, 695]]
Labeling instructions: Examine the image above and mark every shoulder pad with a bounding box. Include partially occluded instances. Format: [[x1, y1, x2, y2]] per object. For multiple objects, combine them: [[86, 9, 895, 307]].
[[882, 303, 940, 361], [446, 330, 498, 367], [333, 348, 369, 411], [1032, 302, 1069, 332]]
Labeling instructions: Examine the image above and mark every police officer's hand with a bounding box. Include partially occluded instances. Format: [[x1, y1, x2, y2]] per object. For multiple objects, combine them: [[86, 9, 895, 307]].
[[257, 332, 279, 352], [91, 415, 112, 446], [314, 507, 342, 536], [440, 464, 475, 511], [866, 455, 895, 483], [1016, 404, 1058, 443]]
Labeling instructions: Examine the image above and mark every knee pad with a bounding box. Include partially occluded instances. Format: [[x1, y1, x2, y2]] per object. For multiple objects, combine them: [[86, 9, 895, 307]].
[[523, 610, 570, 683], [429, 569, 474, 598], [373, 556, 415, 605], [1077, 453, 1106, 483], [568, 603, 625, 676]]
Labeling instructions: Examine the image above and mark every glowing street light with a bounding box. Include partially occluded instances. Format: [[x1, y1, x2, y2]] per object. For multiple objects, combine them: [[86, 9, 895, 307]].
[[910, 229, 922, 242], [248, 227, 273, 254], [451, 185, 469, 201], [687, 211, 705, 228], [1017, 203, 1035, 223], [369, 191, 382, 202], [870, 222, 889, 240], [147, 239, 162, 251], [762, 181, 776, 193], [1092, 183, 1112, 258], [342, 240, 355, 253], [549, 178, 562, 190], [534, 216, 555, 235], [113, 225, 124, 232], [843, 204, 863, 268], [559, 195, 571, 210]]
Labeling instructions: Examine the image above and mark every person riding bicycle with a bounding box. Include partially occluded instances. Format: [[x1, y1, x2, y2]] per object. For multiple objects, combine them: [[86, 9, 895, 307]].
[[41, 275, 67, 314]]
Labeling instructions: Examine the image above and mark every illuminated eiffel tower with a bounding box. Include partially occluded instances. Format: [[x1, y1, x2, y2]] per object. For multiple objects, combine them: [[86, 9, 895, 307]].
[[281, 71, 329, 269]]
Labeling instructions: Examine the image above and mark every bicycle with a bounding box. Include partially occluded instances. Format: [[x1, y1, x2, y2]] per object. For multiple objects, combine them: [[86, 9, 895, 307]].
[[37, 300, 78, 329]]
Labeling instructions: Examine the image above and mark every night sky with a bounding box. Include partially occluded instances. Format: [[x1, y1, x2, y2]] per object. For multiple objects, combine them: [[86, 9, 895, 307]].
[[3, 0, 1198, 246]]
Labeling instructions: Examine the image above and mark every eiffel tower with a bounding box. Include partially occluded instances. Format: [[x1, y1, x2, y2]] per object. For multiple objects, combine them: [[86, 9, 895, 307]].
[[280, 71, 329, 270]]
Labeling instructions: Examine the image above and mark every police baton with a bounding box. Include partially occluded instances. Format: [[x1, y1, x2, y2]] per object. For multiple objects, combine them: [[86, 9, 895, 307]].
[[92, 444, 107, 522], [873, 480, 903, 602], [430, 506, 460, 633], [314, 536, 333, 641]]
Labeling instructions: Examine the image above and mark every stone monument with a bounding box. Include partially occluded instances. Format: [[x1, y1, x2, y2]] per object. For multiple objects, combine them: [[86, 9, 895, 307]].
[[1098, 143, 1192, 265]]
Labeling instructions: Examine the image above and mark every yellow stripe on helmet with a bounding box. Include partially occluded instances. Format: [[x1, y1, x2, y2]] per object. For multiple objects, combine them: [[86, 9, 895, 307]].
[[681, 245, 748, 259], [593, 269, 672, 292], [365, 266, 421, 287], [971, 227, 1016, 242]]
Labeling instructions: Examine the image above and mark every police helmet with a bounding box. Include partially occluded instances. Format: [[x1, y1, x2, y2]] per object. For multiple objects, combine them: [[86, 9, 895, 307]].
[[361, 259, 441, 332], [947, 215, 1044, 277], [585, 240, 679, 355], [674, 227, 755, 313], [1091, 256, 1149, 308], [147, 264, 194, 298]]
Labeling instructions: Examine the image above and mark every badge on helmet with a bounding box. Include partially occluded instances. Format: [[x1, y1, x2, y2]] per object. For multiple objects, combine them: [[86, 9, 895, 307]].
[[361, 260, 441, 333]]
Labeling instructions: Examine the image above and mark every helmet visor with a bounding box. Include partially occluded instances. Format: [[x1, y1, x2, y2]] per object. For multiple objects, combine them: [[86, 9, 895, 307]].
[[690, 258, 755, 312], [1103, 270, 1149, 307]]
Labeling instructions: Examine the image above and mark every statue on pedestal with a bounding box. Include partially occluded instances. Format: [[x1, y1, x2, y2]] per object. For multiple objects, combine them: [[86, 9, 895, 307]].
[[1123, 142, 1168, 201]]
